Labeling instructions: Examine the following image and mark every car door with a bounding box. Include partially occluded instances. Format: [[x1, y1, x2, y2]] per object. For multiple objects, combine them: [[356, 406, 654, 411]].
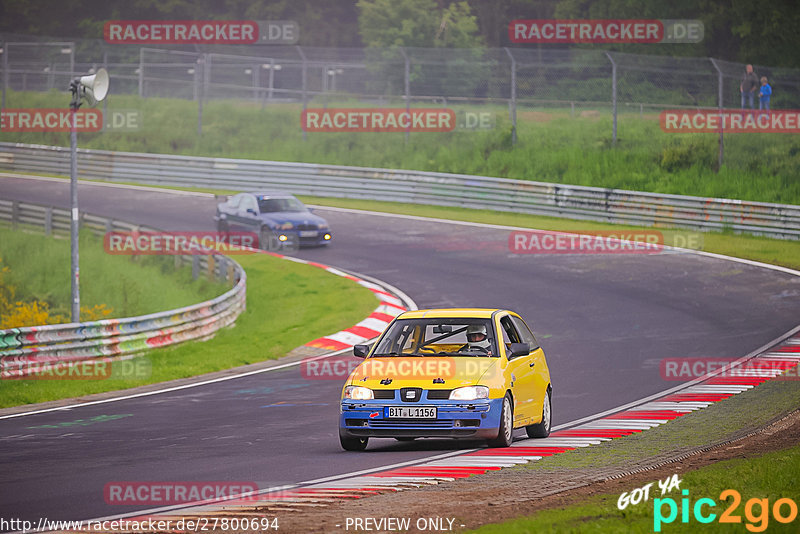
[[220, 194, 242, 230], [498, 314, 536, 424], [238, 195, 260, 232], [509, 314, 549, 423]]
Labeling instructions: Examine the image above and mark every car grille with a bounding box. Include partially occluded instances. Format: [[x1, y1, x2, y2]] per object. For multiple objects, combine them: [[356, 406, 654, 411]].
[[426, 389, 452, 400], [373, 389, 395, 400], [368, 420, 452, 428], [297, 224, 318, 231], [400, 387, 423, 402]]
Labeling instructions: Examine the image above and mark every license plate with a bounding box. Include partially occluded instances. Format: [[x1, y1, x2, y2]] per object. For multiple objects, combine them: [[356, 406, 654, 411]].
[[299, 230, 318, 237], [384, 406, 437, 419]]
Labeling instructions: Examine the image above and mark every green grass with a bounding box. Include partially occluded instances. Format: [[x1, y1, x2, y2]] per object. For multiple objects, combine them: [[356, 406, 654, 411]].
[[523, 376, 800, 471], [3, 90, 800, 205], [0, 251, 378, 408], [468, 445, 800, 533], [0, 225, 223, 320], [467, 373, 800, 533]]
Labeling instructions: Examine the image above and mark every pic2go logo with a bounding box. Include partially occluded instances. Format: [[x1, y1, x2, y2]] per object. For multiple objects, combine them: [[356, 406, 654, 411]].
[[653, 489, 798, 532]]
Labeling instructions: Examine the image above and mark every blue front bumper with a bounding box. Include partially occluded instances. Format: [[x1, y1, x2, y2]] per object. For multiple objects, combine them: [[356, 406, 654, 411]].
[[339, 396, 504, 439]]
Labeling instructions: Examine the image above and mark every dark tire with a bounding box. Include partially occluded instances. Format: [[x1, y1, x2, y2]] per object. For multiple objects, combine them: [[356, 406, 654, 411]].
[[526, 389, 551, 438], [217, 217, 229, 233], [339, 429, 368, 451], [487, 393, 514, 448], [259, 227, 278, 252]]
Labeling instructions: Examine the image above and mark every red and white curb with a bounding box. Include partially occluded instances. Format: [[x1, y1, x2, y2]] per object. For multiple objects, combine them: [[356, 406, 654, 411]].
[[103, 332, 800, 525], [270, 255, 412, 351]]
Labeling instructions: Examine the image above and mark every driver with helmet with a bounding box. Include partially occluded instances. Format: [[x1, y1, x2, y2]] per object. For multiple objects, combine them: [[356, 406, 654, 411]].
[[462, 324, 492, 354]]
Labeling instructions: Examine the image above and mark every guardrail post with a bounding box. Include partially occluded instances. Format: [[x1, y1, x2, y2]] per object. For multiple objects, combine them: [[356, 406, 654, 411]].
[[207, 255, 215, 281], [503, 48, 517, 146], [197, 54, 206, 136], [138, 48, 144, 97], [297, 46, 308, 141], [400, 47, 410, 144], [45, 206, 53, 235], [11, 200, 18, 228], [192, 255, 200, 280], [268, 57, 275, 101], [710, 58, 724, 171], [605, 52, 617, 145], [1, 42, 7, 111]]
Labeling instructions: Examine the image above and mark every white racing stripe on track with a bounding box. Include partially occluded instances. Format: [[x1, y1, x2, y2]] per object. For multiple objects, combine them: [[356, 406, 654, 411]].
[[681, 385, 754, 394], [354, 317, 391, 332], [321, 330, 370, 345], [511, 438, 608, 447], [636, 402, 712, 411], [423, 459, 529, 467], [467, 455, 544, 461], [374, 303, 405, 316], [578, 420, 668, 429]]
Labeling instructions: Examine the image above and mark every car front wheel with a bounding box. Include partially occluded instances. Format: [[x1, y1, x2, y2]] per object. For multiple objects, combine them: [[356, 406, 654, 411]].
[[260, 227, 277, 252], [526, 389, 551, 438], [339, 429, 368, 451], [487, 393, 514, 448]]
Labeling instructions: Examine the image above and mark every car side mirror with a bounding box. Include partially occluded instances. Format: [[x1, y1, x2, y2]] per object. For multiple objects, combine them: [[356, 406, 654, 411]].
[[246, 208, 257, 215], [353, 344, 369, 358], [508, 343, 530, 358]]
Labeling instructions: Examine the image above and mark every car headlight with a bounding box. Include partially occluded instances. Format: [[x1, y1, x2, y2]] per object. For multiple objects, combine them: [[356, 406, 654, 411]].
[[449, 386, 489, 401], [279, 222, 294, 230], [344, 386, 374, 400], [318, 223, 329, 230]]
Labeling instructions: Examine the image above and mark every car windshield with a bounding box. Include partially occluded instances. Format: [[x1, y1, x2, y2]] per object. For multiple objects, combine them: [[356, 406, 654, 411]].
[[258, 197, 306, 213], [372, 318, 497, 357]]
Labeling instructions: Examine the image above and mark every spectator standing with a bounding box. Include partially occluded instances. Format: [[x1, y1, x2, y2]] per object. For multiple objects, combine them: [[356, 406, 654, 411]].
[[759, 76, 772, 111], [740, 64, 758, 109]]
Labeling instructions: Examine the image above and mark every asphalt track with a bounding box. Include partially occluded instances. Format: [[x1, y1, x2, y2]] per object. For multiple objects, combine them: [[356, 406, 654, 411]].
[[1, 174, 800, 525]]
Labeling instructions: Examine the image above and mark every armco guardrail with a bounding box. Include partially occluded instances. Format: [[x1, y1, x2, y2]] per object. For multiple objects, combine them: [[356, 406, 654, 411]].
[[0, 199, 246, 378], [1, 142, 799, 239]]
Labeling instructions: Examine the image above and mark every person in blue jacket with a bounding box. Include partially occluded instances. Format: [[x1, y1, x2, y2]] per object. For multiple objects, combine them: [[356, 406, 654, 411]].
[[759, 77, 772, 111]]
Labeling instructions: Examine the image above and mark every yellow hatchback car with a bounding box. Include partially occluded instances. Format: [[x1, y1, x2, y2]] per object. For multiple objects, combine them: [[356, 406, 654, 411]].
[[339, 308, 552, 451]]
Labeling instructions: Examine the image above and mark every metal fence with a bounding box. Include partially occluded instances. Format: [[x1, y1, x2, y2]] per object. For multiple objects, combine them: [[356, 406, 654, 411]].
[[0, 199, 247, 378], [2, 35, 800, 141], [1, 142, 798, 239]]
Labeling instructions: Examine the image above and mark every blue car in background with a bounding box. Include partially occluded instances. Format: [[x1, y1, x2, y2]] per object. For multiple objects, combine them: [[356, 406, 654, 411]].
[[215, 192, 332, 251]]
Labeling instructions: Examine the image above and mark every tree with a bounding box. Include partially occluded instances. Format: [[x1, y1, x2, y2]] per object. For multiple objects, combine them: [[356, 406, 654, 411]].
[[357, 0, 483, 49]]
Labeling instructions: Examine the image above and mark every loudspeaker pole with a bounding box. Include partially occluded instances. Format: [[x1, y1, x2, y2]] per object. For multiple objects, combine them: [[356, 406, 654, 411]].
[[67, 68, 109, 323], [69, 80, 81, 322]]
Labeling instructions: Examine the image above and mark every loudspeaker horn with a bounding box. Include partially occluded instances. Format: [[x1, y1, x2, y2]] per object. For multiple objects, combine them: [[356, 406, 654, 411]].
[[78, 68, 109, 105]]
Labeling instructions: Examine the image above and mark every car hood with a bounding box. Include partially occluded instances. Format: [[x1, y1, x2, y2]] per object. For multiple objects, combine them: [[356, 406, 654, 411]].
[[347, 357, 499, 390], [259, 211, 327, 226]]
